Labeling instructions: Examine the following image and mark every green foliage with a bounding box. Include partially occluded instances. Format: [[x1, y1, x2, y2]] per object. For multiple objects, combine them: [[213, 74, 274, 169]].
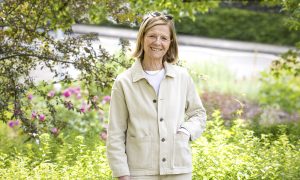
[[0, 0, 219, 140], [262, 0, 300, 32], [0, 0, 131, 138], [0, 125, 112, 179], [88, 0, 219, 25], [250, 120, 300, 143], [1, 111, 299, 179], [175, 7, 299, 46], [259, 50, 300, 114], [192, 111, 300, 179]]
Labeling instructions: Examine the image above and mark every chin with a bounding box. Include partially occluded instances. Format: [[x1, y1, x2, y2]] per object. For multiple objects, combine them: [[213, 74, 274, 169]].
[[150, 54, 165, 59]]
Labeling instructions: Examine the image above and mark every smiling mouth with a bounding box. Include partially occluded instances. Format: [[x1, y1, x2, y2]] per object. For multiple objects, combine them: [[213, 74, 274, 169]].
[[151, 47, 162, 51]]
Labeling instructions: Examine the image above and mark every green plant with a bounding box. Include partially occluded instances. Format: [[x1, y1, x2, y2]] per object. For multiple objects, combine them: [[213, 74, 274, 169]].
[[175, 7, 299, 46], [0, 130, 112, 179], [1, 110, 299, 179], [0, 0, 220, 141], [259, 50, 300, 114], [192, 110, 300, 179]]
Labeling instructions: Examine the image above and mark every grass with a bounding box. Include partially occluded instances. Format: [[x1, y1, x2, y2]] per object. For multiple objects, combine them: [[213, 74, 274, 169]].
[[184, 60, 261, 101]]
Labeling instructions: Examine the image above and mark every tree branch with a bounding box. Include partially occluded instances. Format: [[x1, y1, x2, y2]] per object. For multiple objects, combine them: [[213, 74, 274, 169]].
[[0, 53, 73, 64]]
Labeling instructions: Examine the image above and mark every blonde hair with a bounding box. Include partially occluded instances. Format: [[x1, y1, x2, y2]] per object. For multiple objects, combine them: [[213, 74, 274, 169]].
[[132, 13, 178, 64]]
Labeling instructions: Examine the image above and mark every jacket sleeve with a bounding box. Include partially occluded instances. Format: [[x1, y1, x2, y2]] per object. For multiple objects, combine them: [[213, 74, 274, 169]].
[[106, 79, 130, 177], [181, 74, 207, 141]]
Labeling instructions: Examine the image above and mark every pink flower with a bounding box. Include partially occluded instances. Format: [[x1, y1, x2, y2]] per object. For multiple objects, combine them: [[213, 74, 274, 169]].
[[39, 114, 46, 122], [102, 95, 111, 104], [28, 94, 33, 100], [8, 121, 14, 128], [51, 127, 58, 134], [62, 87, 81, 98], [80, 102, 90, 113], [62, 89, 71, 98], [76, 93, 82, 99], [31, 111, 37, 119], [8, 120, 20, 128], [100, 131, 107, 141], [47, 90, 55, 98], [73, 87, 81, 94], [69, 87, 81, 95]]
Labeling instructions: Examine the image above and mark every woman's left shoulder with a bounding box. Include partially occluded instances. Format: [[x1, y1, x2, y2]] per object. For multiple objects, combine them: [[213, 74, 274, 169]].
[[171, 64, 190, 77]]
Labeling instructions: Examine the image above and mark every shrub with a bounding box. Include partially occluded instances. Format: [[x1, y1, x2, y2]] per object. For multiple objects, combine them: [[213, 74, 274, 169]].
[[0, 111, 299, 179], [20, 81, 112, 138], [192, 111, 300, 179], [175, 7, 299, 46], [0, 128, 112, 179], [98, 7, 298, 46], [259, 50, 300, 114]]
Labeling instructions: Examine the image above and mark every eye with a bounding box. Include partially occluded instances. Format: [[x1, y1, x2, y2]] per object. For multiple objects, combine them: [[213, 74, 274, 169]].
[[162, 36, 170, 41], [147, 35, 156, 39]]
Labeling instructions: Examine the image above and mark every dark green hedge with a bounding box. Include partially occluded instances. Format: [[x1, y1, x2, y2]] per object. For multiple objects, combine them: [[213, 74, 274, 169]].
[[98, 8, 298, 46], [175, 8, 299, 46]]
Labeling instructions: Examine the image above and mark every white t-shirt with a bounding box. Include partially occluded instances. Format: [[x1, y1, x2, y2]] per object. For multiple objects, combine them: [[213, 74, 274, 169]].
[[144, 68, 165, 95], [144, 68, 191, 137]]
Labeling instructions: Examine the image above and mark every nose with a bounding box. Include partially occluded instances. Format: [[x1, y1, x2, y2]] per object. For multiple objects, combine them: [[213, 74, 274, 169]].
[[156, 36, 162, 41], [153, 36, 163, 43]]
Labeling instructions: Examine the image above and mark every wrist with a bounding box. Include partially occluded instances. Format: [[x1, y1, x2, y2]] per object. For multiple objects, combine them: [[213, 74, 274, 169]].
[[177, 127, 190, 137]]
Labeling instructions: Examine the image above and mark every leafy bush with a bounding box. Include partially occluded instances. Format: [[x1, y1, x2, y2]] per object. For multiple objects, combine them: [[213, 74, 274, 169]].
[[1, 111, 299, 179], [175, 7, 299, 46], [0, 43, 133, 141], [17, 81, 112, 140], [0, 131, 112, 179], [249, 120, 300, 143], [193, 111, 300, 179], [101, 7, 299, 46], [259, 50, 300, 114]]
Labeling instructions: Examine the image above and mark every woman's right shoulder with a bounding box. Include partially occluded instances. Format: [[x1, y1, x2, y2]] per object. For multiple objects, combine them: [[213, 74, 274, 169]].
[[115, 68, 132, 82]]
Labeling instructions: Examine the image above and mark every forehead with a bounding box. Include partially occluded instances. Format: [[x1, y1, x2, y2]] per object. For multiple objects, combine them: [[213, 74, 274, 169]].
[[145, 24, 170, 36]]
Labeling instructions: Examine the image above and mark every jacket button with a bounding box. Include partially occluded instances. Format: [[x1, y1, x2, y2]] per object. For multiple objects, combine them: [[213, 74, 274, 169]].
[[162, 158, 166, 162], [153, 99, 157, 103], [161, 138, 165, 142], [160, 118, 163, 122]]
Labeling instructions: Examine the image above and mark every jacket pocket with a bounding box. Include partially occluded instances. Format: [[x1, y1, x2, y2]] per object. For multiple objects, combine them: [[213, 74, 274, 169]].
[[126, 135, 153, 169], [173, 133, 192, 168]]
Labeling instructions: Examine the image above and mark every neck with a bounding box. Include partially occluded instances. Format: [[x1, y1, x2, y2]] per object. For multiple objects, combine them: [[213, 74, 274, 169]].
[[142, 58, 164, 71]]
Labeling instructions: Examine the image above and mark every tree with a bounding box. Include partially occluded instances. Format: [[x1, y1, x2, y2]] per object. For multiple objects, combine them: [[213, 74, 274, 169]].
[[0, 0, 219, 139], [261, 0, 300, 39]]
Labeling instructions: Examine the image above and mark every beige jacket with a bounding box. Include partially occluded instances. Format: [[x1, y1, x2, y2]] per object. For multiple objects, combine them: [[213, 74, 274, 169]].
[[107, 59, 206, 177]]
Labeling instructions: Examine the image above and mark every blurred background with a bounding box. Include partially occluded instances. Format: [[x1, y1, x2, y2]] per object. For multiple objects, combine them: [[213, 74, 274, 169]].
[[0, 0, 299, 179]]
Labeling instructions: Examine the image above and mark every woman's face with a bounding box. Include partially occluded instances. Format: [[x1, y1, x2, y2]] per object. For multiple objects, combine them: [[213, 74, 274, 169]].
[[143, 23, 171, 62]]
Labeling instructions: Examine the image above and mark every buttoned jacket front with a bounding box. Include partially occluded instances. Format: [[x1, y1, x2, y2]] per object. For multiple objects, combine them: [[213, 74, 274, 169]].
[[107, 59, 206, 177]]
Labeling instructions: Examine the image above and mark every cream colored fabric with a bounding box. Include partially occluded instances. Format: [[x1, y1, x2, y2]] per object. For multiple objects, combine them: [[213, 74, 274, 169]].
[[107, 59, 206, 178], [130, 173, 192, 180]]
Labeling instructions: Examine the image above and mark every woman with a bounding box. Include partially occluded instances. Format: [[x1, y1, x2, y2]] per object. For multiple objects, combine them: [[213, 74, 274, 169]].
[[107, 12, 206, 180]]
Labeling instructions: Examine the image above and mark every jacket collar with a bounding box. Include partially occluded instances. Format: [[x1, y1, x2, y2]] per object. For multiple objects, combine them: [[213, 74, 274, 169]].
[[131, 59, 176, 83]]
